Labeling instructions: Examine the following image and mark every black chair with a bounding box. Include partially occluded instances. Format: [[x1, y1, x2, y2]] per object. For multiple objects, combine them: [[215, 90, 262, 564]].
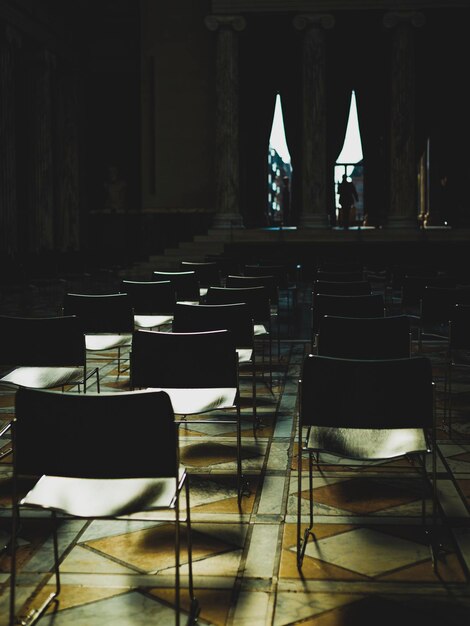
[[400, 274, 457, 314], [312, 279, 371, 307], [172, 301, 259, 429], [225, 274, 280, 362], [313, 270, 364, 283], [10, 387, 199, 626], [0, 314, 99, 393], [444, 303, 470, 437], [311, 293, 385, 350], [317, 314, 412, 359], [130, 328, 247, 500], [62, 292, 134, 373], [205, 285, 274, 387], [296, 355, 437, 570], [179, 261, 222, 295], [0, 314, 100, 462], [153, 270, 200, 302], [120, 279, 176, 329]]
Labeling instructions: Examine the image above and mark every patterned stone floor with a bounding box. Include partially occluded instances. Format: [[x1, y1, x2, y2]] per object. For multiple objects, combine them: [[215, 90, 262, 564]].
[[0, 278, 469, 625]]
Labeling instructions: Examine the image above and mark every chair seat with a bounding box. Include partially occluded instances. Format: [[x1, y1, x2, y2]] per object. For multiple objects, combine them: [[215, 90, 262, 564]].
[[307, 426, 429, 459], [254, 324, 268, 336], [85, 333, 132, 351], [236, 348, 253, 363], [0, 366, 87, 389], [134, 314, 174, 329], [21, 471, 186, 518], [148, 387, 237, 415]]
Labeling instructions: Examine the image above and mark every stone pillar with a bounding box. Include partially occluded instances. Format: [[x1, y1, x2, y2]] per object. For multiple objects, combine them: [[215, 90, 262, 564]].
[[294, 13, 334, 228], [55, 61, 80, 251], [27, 48, 56, 252], [384, 11, 425, 228], [0, 24, 21, 256], [205, 14, 245, 228]]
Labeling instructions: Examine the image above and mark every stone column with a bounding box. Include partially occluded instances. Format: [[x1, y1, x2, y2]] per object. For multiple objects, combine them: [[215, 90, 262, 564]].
[[27, 48, 56, 252], [205, 14, 245, 228], [294, 13, 334, 228], [0, 24, 21, 256], [384, 11, 425, 228], [55, 61, 80, 251]]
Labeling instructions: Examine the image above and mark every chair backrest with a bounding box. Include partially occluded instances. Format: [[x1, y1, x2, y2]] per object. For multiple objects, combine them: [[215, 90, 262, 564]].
[[317, 315, 411, 359], [205, 285, 271, 323], [419, 286, 469, 326], [243, 264, 289, 289], [0, 314, 85, 366], [312, 293, 385, 335], [120, 279, 176, 314], [63, 293, 134, 333], [313, 279, 371, 301], [226, 274, 278, 305], [204, 255, 242, 278], [300, 355, 434, 429], [401, 275, 457, 306], [180, 261, 222, 287], [172, 302, 254, 348], [390, 265, 438, 291], [314, 270, 364, 283], [131, 328, 238, 389], [14, 387, 176, 478], [316, 262, 364, 274], [449, 303, 470, 350], [153, 270, 200, 301]]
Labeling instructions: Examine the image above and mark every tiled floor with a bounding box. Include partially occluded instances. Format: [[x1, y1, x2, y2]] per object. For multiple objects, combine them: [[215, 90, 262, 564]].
[[0, 277, 470, 625]]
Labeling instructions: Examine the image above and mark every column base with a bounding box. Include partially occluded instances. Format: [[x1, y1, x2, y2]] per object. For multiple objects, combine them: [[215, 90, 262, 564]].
[[298, 214, 329, 228], [386, 215, 419, 228], [211, 213, 244, 229]]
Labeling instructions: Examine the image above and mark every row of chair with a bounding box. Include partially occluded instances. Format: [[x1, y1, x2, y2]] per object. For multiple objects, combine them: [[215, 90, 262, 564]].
[[3, 257, 449, 624]]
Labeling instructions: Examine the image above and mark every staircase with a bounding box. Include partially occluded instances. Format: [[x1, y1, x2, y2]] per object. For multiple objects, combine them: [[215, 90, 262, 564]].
[[117, 229, 234, 280]]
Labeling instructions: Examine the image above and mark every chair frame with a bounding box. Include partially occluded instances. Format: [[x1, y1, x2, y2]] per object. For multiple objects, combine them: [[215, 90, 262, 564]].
[[172, 301, 259, 430], [120, 278, 176, 330], [311, 293, 386, 350], [62, 292, 134, 373], [296, 355, 438, 571], [206, 285, 274, 389], [153, 270, 200, 302], [9, 387, 199, 626], [130, 328, 248, 501]]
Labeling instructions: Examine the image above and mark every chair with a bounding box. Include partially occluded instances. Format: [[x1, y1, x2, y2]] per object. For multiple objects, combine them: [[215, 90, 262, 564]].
[[205, 285, 274, 387], [9, 387, 198, 626], [415, 286, 470, 353], [225, 274, 280, 361], [317, 314, 412, 359], [120, 279, 176, 329], [312, 279, 371, 306], [130, 328, 247, 500], [204, 254, 242, 279], [172, 302, 259, 429], [444, 303, 470, 437], [313, 270, 364, 283], [315, 262, 364, 274], [244, 263, 294, 305], [153, 270, 200, 302], [62, 292, 134, 373], [0, 314, 100, 462], [311, 293, 386, 350], [400, 274, 457, 314], [0, 314, 99, 393], [296, 354, 437, 569], [180, 261, 222, 296]]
